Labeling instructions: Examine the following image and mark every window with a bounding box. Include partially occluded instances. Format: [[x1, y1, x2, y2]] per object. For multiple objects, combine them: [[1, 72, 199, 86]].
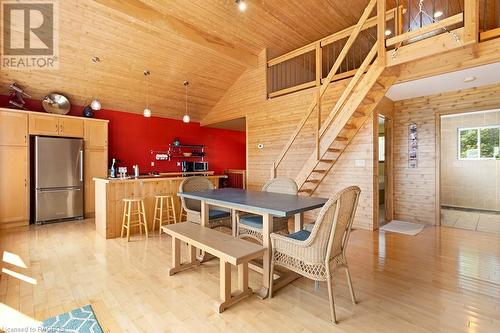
[[458, 126, 500, 160]]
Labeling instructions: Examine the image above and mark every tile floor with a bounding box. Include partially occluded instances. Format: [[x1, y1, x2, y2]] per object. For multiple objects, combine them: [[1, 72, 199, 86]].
[[441, 207, 500, 234]]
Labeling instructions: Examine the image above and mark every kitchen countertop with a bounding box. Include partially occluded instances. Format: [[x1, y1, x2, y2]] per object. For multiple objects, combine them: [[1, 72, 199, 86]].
[[93, 173, 226, 184]]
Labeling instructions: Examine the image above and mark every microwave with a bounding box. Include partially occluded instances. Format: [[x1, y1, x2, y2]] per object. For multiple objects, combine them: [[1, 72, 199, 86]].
[[182, 161, 209, 172]]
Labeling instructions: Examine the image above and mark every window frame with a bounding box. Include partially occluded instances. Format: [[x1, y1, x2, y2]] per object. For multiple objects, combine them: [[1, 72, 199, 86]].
[[457, 125, 500, 160]]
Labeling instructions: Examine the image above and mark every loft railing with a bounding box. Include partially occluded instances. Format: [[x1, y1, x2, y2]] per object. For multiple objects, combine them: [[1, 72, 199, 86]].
[[480, 0, 500, 40], [266, 5, 400, 98]]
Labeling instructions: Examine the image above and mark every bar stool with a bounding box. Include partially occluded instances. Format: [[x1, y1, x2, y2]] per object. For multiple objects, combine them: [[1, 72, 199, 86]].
[[153, 195, 177, 234], [121, 197, 148, 242]]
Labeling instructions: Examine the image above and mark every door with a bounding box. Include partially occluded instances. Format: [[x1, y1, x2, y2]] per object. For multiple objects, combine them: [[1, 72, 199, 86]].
[[84, 120, 108, 149], [0, 146, 28, 224], [0, 111, 28, 146], [29, 113, 59, 136], [35, 137, 83, 189], [84, 149, 108, 215], [59, 117, 84, 138]]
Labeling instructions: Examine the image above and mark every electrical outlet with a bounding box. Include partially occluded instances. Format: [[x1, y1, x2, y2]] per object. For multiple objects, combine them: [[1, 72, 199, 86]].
[[151, 161, 154, 167]]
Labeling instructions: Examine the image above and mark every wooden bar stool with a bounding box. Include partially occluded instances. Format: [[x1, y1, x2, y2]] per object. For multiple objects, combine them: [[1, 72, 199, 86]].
[[153, 195, 177, 234], [121, 197, 148, 242]]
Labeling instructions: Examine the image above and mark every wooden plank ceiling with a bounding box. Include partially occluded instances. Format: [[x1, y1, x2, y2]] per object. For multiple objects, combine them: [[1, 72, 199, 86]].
[[0, 0, 395, 121]]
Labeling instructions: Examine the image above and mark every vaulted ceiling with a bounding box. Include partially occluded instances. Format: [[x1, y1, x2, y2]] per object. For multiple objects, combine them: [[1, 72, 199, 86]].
[[1, 0, 398, 121]]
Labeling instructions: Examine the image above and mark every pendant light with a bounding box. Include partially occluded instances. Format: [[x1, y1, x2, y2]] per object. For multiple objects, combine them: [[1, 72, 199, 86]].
[[183, 80, 190, 123], [143, 69, 152, 117], [90, 56, 101, 111]]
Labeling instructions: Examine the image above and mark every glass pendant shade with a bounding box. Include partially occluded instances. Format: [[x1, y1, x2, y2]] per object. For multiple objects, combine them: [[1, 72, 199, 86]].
[[90, 98, 101, 111]]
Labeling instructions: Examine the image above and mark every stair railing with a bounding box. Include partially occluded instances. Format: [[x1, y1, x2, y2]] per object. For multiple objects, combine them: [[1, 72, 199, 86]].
[[272, 0, 385, 178]]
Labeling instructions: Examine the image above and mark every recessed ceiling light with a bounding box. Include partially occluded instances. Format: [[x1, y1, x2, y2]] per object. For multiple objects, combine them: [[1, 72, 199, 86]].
[[236, 0, 247, 12], [385, 30, 392, 36], [434, 11, 443, 18], [463, 76, 477, 83]]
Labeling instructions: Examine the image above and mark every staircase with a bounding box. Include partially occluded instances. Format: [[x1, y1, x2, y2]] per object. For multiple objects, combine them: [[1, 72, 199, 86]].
[[272, 0, 397, 196], [296, 65, 399, 195]]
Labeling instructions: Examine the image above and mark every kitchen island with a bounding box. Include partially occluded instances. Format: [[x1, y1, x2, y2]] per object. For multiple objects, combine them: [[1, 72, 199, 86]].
[[94, 173, 227, 239]]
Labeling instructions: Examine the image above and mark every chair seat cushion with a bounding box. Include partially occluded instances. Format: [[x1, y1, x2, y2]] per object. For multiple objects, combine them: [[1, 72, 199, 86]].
[[239, 214, 263, 229], [287, 230, 311, 241], [209, 209, 230, 220]]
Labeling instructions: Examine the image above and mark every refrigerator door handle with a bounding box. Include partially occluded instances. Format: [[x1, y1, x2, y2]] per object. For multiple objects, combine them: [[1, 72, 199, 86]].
[[38, 188, 81, 193], [79, 150, 84, 182]]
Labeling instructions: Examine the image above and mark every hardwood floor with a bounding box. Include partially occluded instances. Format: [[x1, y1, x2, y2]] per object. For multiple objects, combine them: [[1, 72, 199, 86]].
[[1, 219, 500, 332]]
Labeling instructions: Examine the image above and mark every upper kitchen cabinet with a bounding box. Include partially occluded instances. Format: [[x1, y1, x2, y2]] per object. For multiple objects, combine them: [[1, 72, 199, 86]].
[[84, 120, 108, 149], [59, 117, 84, 138], [29, 113, 59, 136], [29, 113, 84, 138], [0, 110, 28, 146]]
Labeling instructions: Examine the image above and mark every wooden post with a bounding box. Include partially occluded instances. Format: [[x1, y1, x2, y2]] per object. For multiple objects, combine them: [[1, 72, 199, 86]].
[[315, 42, 322, 86], [464, 0, 479, 44], [316, 87, 321, 161], [377, 0, 386, 63]]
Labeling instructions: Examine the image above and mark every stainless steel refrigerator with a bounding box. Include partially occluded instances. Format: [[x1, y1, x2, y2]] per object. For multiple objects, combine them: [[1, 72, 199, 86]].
[[34, 136, 84, 224]]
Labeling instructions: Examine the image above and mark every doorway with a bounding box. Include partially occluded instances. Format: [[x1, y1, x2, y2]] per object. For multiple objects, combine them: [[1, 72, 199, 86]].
[[378, 114, 393, 227], [439, 110, 500, 234]]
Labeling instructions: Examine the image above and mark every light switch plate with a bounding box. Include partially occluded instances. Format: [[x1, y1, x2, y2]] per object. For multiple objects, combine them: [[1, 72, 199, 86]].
[[355, 159, 365, 167], [151, 161, 155, 166]]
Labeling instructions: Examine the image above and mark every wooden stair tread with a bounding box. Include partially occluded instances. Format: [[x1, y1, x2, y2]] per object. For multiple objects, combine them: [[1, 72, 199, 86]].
[[327, 148, 342, 153], [336, 136, 348, 141], [319, 159, 334, 163], [343, 124, 357, 130], [298, 189, 313, 194], [304, 179, 320, 184], [311, 169, 327, 173], [352, 111, 365, 118]]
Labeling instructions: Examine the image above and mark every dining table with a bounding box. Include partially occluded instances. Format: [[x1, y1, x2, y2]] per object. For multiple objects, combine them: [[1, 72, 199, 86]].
[[177, 187, 328, 298]]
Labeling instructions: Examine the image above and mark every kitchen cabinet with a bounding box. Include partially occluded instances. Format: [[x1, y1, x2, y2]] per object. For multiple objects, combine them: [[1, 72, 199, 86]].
[[84, 120, 108, 149], [0, 145, 28, 227], [0, 111, 28, 146], [29, 113, 60, 135], [29, 113, 84, 137], [59, 117, 84, 138], [84, 149, 108, 215]]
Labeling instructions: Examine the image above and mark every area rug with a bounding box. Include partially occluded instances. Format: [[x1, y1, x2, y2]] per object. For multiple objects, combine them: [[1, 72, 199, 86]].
[[42, 304, 103, 333], [380, 220, 424, 236]]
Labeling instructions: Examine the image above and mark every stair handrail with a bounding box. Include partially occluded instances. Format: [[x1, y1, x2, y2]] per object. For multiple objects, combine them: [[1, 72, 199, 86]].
[[272, 0, 378, 177], [318, 43, 379, 140]]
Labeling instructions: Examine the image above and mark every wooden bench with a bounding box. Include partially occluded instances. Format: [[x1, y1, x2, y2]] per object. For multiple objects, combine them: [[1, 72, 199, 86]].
[[162, 222, 266, 313]]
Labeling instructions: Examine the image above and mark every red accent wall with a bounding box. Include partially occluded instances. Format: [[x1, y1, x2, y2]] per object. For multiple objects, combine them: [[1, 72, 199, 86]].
[[0, 96, 246, 174]]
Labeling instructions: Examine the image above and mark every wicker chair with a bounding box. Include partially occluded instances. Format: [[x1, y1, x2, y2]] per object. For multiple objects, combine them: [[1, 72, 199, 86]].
[[237, 177, 298, 243], [269, 186, 361, 324], [178, 177, 232, 230]]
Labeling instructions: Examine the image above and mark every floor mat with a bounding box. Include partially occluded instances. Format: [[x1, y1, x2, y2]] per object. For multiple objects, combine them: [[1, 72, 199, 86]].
[[380, 220, 424, 236]]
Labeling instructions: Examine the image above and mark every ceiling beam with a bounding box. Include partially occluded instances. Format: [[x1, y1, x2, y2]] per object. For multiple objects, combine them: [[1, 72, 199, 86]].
[[93, 0, 258, 67]]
